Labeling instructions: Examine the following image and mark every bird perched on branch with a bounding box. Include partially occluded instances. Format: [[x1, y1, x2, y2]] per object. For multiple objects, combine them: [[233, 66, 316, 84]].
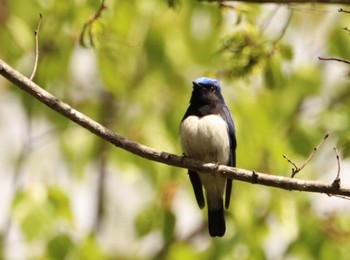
[[179, 77, 237, 237]]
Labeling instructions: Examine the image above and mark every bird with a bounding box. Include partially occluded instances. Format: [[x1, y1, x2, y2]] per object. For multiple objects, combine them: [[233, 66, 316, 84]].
[[179, 77, 237, 237]]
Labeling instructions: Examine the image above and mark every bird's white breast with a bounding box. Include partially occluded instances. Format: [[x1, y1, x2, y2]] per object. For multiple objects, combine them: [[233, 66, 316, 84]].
[[180, 115, 230, 208], [180, 115, 230, 164]]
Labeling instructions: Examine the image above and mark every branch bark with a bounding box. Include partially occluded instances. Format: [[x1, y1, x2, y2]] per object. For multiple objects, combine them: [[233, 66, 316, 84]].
[[1, 58, 350, 197], [200, 0, 350, 5]]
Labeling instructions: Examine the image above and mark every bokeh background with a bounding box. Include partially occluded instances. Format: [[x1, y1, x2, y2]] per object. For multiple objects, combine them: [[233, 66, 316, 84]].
[[1, 0, 350, 259]]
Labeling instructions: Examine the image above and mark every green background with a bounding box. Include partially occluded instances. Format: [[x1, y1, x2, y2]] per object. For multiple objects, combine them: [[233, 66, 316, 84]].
[[1, 0, 350, 259]]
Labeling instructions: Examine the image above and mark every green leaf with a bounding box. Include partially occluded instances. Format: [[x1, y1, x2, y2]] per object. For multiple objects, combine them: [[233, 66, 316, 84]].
[[168, 242, 202, 260], [264, 58, 284, 89], [20, 203, 54, 241], [338, 133, 350, 158], [47, 186, 73, 221], [47, 233, 74, 260], [73, 235, 105, 260], [329, 28, 350, 58], [163, 210, 176, 244], [135, 203, 162, 237], [279, 43, 294, 60], [12, 186, 73, 242]]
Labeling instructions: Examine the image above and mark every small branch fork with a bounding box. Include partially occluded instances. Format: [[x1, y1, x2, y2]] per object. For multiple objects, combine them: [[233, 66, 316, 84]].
[[1, 59, 350, 198], [283, 134, 344, 193], [79, 0, 107, 47], [29, 13, 43, 80], [283, 132, 329, 178]]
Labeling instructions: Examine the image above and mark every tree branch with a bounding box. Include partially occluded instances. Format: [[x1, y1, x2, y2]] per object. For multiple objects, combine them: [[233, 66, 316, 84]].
[[199, 0, 350, 5], [1, 58, 350, 197]]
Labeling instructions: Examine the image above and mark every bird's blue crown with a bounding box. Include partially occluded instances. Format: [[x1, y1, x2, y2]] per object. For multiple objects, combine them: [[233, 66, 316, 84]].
[[193, 77, 221, 91]]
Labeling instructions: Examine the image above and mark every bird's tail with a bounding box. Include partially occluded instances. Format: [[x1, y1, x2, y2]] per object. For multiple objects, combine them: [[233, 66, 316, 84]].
[[207, 200, 225, 237]]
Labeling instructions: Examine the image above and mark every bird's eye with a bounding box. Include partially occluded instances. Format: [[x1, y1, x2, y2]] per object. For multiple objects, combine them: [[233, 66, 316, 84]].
[[210, 86, 215, 92]]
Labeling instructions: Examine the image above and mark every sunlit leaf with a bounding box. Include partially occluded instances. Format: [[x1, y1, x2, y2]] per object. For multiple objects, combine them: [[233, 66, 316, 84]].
[[47, 233, 74, 260]]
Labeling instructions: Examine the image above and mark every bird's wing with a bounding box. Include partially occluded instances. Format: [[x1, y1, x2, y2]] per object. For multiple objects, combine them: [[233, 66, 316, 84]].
[[220, 105, 236, 166], [188, 170, 205, 209], [220, 105, 237, 209]]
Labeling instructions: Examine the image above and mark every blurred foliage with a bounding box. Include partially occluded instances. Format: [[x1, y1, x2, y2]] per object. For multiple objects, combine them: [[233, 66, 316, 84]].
[[1, 0, 350, 259]]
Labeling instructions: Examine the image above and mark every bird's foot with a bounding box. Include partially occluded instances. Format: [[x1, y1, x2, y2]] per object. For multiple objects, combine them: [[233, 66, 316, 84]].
[[210, 162, 220, 175], [181, 153, 188, 162], [214, 162, 220, 169]]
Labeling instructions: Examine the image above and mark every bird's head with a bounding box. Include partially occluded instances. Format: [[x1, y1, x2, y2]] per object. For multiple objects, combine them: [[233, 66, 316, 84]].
[[190, 77, 224, 105]]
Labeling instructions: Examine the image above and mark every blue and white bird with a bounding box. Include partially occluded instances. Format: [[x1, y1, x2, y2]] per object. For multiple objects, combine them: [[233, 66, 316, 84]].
[[179, 77, 237, 237]]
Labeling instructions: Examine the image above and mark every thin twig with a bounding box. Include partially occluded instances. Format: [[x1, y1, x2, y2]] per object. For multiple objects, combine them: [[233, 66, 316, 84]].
[[318, 57, 350, 65], [332, 147, 341, 188], [218, 2, 248, 13], [272, 9, 293, 45], [260, 6, 280, 32], [319, 10, 350, 66], [79, 0, 107, 48], [339, 8, 350, 14], [2, 59, 350, 198], [299, 132, 330, 174], [199, 0, 350, 5], [331, 195, 350, 200], [282, 154, 298, 173], [284, 132, 329, 178], [29, 13, 43, 80]]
